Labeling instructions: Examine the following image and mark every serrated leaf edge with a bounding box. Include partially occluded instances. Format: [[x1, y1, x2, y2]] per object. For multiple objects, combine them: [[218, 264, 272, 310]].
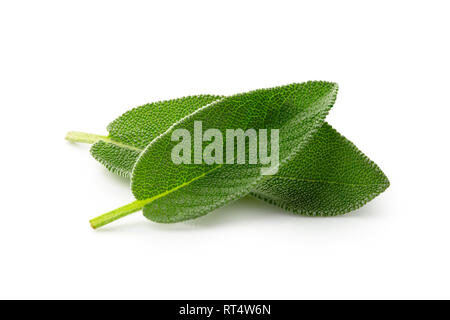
[[137, 82, 339, 222], [251, 125, 390, 216]]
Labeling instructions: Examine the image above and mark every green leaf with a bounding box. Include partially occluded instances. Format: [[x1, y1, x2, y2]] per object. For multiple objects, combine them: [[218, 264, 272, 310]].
[[66, 82, 389, 228], [107, 94, 223, 149], [251, 123, 389, 215], [90, 141, 141, 177], [130, 81, 338, 224], [90, 94, 222, 177], [90, 122, 389, 217]]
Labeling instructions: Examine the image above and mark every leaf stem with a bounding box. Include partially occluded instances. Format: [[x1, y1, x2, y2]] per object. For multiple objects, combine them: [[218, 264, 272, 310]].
[[66, 131, 143, 152], [65, 131, 108, 144], [89, 200, 148, 229]]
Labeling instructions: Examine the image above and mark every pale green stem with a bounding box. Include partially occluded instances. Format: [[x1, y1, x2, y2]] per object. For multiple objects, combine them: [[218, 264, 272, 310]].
[[67, 130, 151, 229], [65, 131, 143, 152], [65, 131, 108, 144], [90, 200, 149, 229], [87, 157, 222, 229]]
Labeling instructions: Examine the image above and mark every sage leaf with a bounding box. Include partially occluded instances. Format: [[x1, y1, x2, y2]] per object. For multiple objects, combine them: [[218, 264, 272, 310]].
[[66, 81, 389, 228], [90, 95, 222, 177], [87, 98, 389, 218], [86, 82, 338, 227], [252, 122, 389, 215]]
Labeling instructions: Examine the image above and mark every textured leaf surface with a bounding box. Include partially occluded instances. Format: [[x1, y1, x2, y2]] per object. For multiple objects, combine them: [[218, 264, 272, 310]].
[[251, 123, 389, 215], [91, 92, 389, 219], [91, 141, 141, 177], [90, 95, 222, 176], [93, 123, 389, 216], [132, 82, 338, 222]]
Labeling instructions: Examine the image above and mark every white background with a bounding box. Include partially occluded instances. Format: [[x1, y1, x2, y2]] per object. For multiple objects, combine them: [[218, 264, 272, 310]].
[[0, 0, 449, 299]]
